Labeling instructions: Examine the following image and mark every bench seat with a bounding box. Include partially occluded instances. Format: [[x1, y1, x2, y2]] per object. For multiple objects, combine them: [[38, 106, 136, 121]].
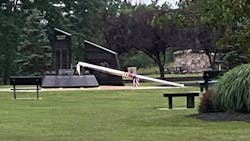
[[11, 88, 41, 91], [163, 92, 199, 109], [10, 76, 42, 99]]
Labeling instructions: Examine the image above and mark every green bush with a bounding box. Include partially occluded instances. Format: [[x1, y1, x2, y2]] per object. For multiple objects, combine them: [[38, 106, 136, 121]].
[[119, 51, 155, 69], [213, 64, 250, 113], [119, 50, 174, 70]]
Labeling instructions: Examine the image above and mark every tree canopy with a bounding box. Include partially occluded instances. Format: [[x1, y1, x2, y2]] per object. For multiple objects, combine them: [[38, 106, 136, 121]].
[[0, 0, 249, 83]]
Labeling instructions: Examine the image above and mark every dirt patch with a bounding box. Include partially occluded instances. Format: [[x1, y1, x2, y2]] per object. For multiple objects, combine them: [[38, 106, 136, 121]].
[[189, 112, 250, 123]]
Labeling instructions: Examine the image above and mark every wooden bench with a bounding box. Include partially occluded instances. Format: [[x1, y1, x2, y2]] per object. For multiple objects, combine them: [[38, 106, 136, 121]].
[[10, 76, 42, 99], [199, 70, 224, 92], [163, 92, 200, 109]]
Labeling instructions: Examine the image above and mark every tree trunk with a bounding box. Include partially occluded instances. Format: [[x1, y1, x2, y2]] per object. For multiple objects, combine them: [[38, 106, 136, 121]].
[[206, 52, 215, 70], [154, 55, 165, 79], [158, 64, 165, 79], [142, 50, 165, 78]]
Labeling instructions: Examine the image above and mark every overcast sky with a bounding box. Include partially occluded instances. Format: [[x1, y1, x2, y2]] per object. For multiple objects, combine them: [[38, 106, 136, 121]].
[[130, 0, 179, 8]]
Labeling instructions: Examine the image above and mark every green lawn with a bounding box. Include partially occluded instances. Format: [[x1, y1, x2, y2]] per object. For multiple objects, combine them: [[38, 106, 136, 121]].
[[1, 88, 250, 141], [146, 73, 202, 79], [0, 85, 11, 88], [137, 66, 202, 78]]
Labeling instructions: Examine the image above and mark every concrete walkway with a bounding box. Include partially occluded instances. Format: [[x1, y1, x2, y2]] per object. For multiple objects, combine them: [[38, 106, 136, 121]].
[[0, 86, 179, 92]]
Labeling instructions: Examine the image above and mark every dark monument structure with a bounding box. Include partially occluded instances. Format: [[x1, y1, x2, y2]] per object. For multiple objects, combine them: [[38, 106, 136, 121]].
[[42, 28, 99, 88], [52, 28, 72, 70], [84, 40, 124, 86]]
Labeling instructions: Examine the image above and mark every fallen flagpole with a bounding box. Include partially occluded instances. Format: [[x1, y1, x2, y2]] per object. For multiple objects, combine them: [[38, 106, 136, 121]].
[[77, 62, 184, 87]]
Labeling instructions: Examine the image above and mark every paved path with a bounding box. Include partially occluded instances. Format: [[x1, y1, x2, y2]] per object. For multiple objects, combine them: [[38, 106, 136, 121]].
[[0, 86, 179, 92]]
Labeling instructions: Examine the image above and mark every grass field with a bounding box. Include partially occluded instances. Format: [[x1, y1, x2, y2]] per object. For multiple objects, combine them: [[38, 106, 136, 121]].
[[137, 66, 202, 78], [0, 85, 11, 88], [1, 87, 250, 141]]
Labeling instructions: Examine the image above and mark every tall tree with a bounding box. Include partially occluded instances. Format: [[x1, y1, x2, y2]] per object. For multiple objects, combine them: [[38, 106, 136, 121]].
[[0, 0, 22, 84], [0, 16, 20, 84], [60, 0, 109, 64], [201, 0, 250, 68], [131, 6, 174, 78], [155, 0, 226, 69], [106, 5, 179, 78], [16, 9, 51, 75]]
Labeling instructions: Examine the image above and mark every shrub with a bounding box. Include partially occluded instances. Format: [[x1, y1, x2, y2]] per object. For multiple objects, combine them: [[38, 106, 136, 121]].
[[213, 64, 250, 113], [199, 90, 215, 113], [119, 51, 155, 69]]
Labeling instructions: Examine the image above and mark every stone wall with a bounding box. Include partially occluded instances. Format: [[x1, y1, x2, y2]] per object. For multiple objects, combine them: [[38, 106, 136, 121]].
[[174, 50, 210, 73]]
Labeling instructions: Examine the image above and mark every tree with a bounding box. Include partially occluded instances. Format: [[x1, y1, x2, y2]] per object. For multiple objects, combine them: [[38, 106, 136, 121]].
[[60, 0, 120, 64], [106, 5, 180, 78], [177, 0, 226, 69], [16, 9, 51, 75], [0, 0, 22, 84], [131, 6, 178, 78], [201, 0, 250, 68], [0, 16, 20, 84], [155, 0, 228, 69]]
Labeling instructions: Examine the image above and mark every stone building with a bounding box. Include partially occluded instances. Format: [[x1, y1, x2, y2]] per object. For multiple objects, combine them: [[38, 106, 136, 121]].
[[173, 49, 210, 73]]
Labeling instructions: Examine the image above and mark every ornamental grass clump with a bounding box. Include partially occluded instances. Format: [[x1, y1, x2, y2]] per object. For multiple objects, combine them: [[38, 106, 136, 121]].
[[213, 64, 250, 113]]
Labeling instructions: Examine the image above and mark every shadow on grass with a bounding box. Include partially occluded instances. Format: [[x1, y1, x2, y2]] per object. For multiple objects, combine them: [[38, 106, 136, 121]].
[[188, 112, 250, 123]]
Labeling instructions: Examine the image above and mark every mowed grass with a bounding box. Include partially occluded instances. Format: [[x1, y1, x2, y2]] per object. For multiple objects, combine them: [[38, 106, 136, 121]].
[[1, 88, 250, 141], [0, 85, 11, 88]]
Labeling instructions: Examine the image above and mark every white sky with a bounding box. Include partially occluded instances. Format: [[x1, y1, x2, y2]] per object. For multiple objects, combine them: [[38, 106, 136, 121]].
[[130, 0, 179, 8]]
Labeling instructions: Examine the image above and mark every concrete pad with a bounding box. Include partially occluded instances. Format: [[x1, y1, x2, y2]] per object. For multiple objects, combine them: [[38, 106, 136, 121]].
[[157, 107, 196, 110]]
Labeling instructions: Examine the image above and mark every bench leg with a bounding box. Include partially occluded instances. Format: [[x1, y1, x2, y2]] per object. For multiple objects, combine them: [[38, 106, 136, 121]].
[[36, 85, 39, 99], [205, 84, 209, 91], [187, 96, 195, 108], [168, 96, 173, 109], [13, 85, 16, 99], [200, 85, 204, 92]]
